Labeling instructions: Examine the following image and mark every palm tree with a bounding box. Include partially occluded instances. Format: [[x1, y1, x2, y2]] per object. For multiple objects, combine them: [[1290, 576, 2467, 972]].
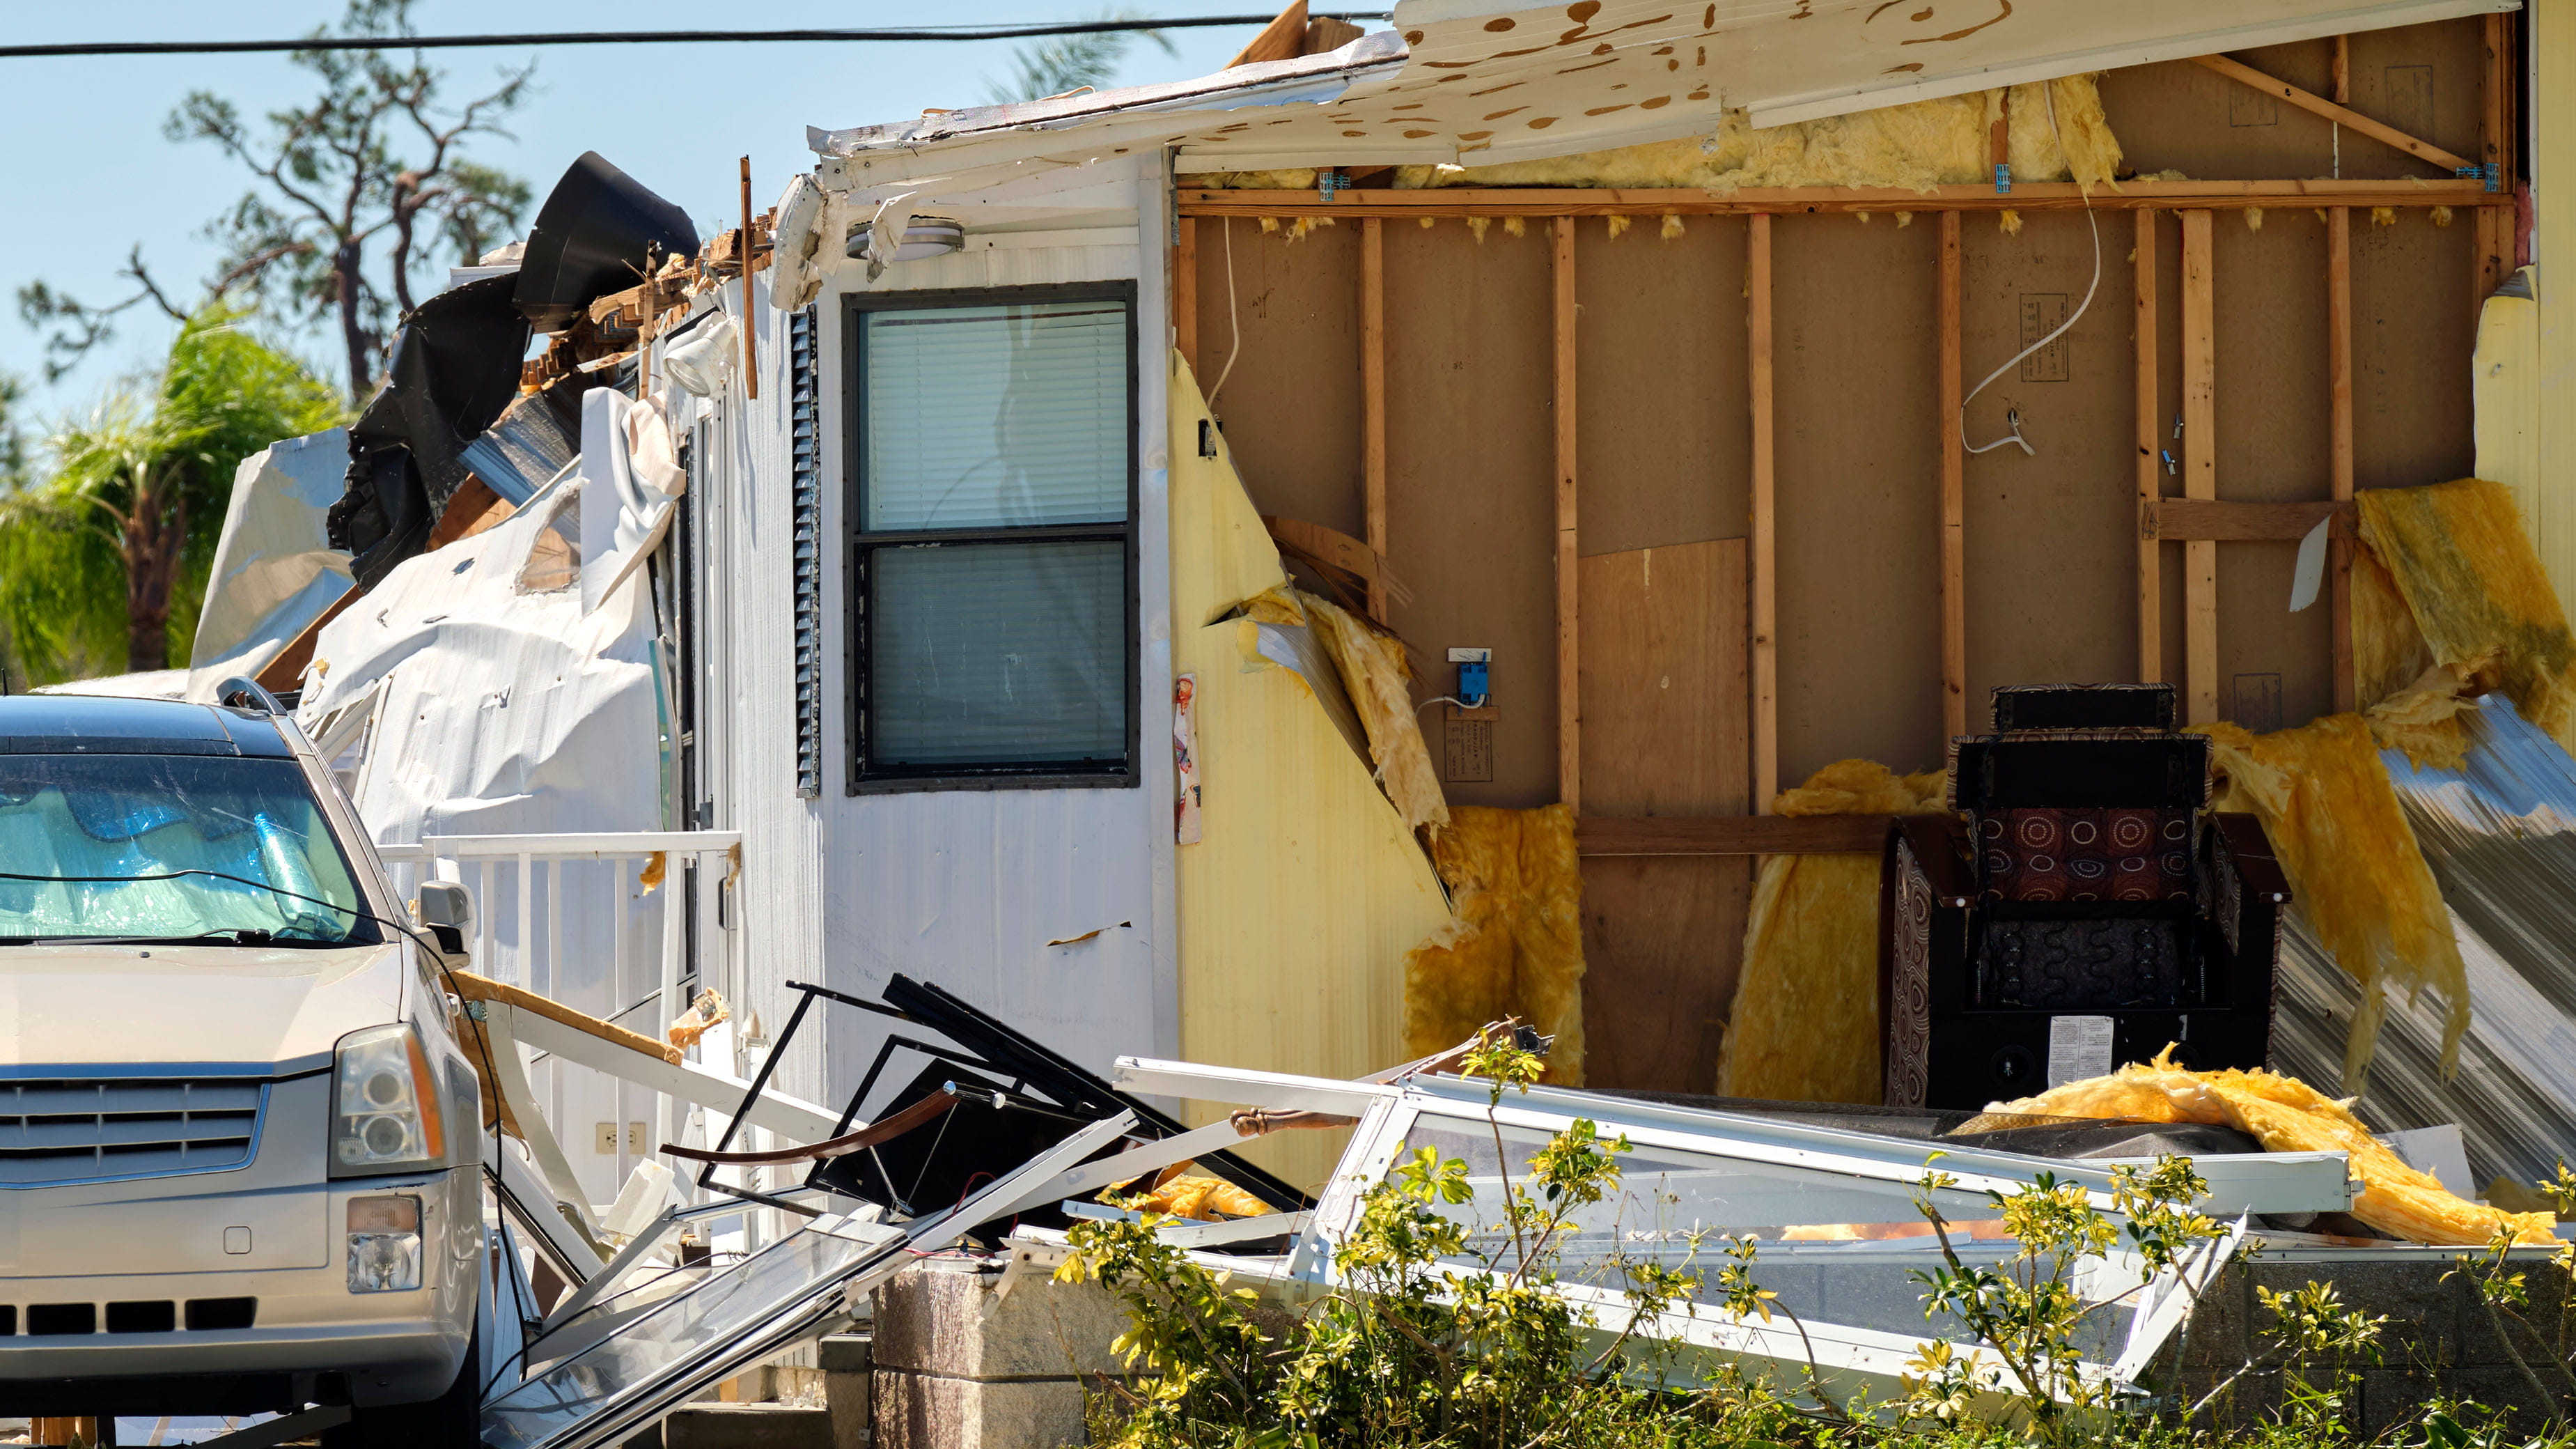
[[0, 307, 343, 683]]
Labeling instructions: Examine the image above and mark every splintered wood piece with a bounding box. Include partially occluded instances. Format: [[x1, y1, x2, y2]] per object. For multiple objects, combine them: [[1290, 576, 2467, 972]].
[[1176, 217, 1199, 375], [740, 156, 759, 401], [1747, 212, 1778, 814], [2181, 209, 2218, 726], [1226, 0, 1309, 68], [1937, 210, 1966, 743]]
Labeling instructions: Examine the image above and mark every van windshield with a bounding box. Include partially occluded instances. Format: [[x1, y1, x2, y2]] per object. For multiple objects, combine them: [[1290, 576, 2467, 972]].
[[0, 754, 377, 945]]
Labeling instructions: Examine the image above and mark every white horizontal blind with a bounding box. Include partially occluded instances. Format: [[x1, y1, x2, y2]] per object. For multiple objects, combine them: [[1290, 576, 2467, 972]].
[[862, 302, 1129, 532]]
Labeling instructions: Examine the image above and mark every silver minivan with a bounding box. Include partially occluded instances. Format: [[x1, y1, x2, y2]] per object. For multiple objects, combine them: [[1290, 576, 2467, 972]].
[[0, 692, 483, 1446]]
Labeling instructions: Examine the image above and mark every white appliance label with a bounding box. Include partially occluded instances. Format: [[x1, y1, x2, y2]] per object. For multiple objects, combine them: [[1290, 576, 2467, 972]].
[[2046, 1016, 2116, 1088]]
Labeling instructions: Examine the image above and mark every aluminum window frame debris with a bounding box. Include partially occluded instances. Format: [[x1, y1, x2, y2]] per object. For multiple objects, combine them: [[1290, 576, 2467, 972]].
[[1113, 1056, 2345, 1402]]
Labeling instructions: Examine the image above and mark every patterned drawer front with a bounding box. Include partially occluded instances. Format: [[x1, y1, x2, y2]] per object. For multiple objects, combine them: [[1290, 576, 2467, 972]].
[[0, 1076, 265, 1186], [1977, 807, 2193, 901], [1979, 918, 2190, 1009]]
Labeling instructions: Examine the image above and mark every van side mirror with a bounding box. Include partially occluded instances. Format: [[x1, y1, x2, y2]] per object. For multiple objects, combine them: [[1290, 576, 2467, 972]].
[[416, 881, 475, 959]]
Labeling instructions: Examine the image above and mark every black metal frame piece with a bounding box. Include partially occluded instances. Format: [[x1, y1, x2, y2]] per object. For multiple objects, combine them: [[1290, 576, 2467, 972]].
[[694, 973, 1308, 1219]]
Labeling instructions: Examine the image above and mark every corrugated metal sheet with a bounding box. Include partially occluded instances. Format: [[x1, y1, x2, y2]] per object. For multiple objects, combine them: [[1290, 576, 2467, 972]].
[[2272, 694, 2576, 1193]]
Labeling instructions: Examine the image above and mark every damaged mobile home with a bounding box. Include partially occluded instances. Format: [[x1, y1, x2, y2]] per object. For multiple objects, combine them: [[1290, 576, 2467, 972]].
[[31, 0, 2576, 1438]]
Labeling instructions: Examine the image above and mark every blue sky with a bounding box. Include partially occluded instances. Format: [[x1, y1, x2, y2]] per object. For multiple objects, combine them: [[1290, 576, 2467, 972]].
[[0, 2, 1302, 424]]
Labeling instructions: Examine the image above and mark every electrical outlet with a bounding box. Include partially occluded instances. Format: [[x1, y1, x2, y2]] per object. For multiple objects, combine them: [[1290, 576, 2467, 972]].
[[595, 1122, 618, 1154], [625, 1122, 649, 1152]]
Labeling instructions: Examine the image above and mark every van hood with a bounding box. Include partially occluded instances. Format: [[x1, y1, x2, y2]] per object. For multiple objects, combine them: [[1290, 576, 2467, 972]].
[[0, 942, 409, 1073]]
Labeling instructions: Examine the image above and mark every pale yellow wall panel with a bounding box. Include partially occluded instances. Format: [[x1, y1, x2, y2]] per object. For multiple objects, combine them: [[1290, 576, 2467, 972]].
[[1167, 353, 1455, 1194]]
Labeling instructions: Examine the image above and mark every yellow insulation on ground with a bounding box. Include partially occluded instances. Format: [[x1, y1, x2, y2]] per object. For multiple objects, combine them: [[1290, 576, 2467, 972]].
[[1714, 761, 1949, 1104], [1299, 591, 1450, 835], [1980, 1051, 2554, 1247], [2357, 477, 2576, 757], [1402, 805, 1587, 1085], [2194, 714, 2467, 1091], [1130, 1174, 1272, 1222]]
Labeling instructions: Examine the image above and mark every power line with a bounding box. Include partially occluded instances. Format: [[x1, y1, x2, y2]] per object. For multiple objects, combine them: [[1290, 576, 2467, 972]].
[[0, 17, 1387, 61]]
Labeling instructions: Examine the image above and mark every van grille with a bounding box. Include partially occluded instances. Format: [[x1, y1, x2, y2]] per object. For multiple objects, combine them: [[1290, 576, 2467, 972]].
[[0, 1076, 265, 1186]]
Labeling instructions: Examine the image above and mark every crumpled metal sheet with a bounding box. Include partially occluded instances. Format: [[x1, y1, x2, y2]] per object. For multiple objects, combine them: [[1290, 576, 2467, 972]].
[[2271, 694, 2576, 1191], [183, 428, 352, 700]]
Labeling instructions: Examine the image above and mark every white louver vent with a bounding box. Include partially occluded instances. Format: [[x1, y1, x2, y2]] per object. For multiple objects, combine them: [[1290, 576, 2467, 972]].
[[790, 305, 825, 798]]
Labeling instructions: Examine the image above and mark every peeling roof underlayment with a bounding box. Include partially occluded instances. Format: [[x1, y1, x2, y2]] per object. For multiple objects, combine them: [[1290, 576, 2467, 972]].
[[805, 0, 2517, 193]]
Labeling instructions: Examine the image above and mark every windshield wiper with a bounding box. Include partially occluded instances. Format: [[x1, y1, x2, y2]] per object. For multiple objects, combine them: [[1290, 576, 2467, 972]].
[[0, 929, 344, 947]]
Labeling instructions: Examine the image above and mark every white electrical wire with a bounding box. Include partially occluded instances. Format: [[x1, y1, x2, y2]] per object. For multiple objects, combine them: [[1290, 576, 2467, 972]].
[[1207, 216, 1244, 408], [1962, 82, 2102, 458]]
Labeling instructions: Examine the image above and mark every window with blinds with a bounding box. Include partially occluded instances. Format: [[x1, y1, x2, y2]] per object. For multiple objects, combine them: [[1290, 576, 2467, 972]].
[[847, 285, 1137, 790]]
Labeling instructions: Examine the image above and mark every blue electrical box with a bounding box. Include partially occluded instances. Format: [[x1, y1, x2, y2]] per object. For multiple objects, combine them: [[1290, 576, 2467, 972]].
[[1458, 659, 1489, 706]]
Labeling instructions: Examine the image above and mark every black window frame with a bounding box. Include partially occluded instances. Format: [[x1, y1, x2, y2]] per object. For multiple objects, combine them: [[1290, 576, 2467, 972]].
[[842, 281, 1141, 795]]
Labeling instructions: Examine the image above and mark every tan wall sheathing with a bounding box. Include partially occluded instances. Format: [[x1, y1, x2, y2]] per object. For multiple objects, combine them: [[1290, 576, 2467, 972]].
[[1772, 214, 1947, 782], [1380, 219, 1563, 809], [2212, 210, 2337, 729], [1573, 219, 1752, 556], [1191, 217, 1367, 541], [2097, 27, 2481, 183], [1958, 210, 2139, 712]]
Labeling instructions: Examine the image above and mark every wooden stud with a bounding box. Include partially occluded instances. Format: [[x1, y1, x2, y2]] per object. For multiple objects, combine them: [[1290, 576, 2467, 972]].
[[1361, 217, 1389, 623], [1177, 178, 2488, 219], [1990, 88, 2011, 183], [1937, 210, 1967, 743], [2477, 13, 2512, 308], [2150, 498, 2354, 541], [2181, 210, 2219, 726], [2332, 34, 2350, 106], [2135, 208, 2162, 684], [1747, 213, 1778, 814], [2192, 54, 2477, 174], [1577, 814, 1892, 857], [1554, 215, 1581, 816], [739, 157, 759, 402], [1175, 217, 1199, 376], [2329, 205, 2357, 713]]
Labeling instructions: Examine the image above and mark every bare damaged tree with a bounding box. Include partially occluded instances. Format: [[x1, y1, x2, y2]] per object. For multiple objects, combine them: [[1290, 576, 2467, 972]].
[[16, 0, 533, 404]]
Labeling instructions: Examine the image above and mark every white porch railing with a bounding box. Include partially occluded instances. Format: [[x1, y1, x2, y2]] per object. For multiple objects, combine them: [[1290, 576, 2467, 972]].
[[377, 830, 742, 1201]]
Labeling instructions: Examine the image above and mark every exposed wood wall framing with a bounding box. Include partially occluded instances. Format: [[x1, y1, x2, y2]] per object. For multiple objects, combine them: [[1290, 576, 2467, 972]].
[[1175, 217, 1199, 375], [1554, 215, 1582, 815], [1937, 210, 1967, 743], [2329, 205, 2358, 712], [2135, 208, 2162, 684], [2478, 12, 2516, 304], [1747, 213, 1779, 813], [2180, 209, 2219, 727], [1361, 218, 1389, 622]]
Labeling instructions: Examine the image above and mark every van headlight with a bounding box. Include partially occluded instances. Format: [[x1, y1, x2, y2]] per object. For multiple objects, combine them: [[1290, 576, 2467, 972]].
[[330, 1024, 447, 1176]]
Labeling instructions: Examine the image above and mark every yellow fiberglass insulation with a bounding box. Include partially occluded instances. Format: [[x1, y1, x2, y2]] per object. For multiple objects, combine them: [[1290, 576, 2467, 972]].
[[2194, 713, 2467, 1091], [1978, 1050, 2553, 1247], [2357, 477, 2576, 757], [1299, 591, 1450, 835], [1713, 761, 1949, 1104], [1376, 76, 2120, 194], [1402, 805, 1586, 1085], [2352, 538, 2435, 711]]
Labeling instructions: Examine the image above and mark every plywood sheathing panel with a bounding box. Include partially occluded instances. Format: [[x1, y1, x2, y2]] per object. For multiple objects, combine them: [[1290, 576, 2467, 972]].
[[1382, 219, 1561, 809], [1960, 210, 2139, 713], [2098, 24, 2483, 184], [1192, 219, 1366, 541], [2352, 213, 2479, 492], [1576, 539, 1751, 1094], [1773, 213, 1944, 784]]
